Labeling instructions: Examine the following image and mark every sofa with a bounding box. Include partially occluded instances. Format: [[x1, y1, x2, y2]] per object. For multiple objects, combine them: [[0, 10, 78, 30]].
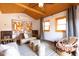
[[15, 33, 36, 45]]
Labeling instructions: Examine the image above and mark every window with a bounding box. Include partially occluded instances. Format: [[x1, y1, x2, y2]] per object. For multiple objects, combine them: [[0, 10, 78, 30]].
[[55, 16, 66, 32], [43, 20, 50, 32]]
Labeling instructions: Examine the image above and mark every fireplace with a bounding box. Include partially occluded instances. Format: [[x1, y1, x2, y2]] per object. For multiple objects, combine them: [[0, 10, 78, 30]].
[[1, 31, 12, 39], [32, 30, 39, 39]]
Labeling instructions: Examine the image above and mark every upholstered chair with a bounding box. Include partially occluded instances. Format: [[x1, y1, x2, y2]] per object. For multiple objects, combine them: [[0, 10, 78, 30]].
[[69, 36, 77, 45], [56, 36, 78, 55]]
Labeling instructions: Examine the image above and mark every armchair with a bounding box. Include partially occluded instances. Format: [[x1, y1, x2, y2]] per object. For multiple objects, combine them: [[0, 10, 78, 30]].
[[56, 36, 77, 55]]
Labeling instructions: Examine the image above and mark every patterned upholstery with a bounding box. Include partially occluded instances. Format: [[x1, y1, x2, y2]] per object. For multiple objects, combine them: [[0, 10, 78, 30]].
[[56, 36, 77, 52], [69, 36, 77, 45]]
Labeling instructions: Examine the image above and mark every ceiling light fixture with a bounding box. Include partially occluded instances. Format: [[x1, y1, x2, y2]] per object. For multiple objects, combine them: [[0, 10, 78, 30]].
[[39, 3, 44, 7]]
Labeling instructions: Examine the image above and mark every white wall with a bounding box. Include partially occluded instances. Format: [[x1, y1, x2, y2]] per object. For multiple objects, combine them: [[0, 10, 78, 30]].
[[0, 13, 40, 39], [0, 13, 40, 31], [43, 11, 66, 41]]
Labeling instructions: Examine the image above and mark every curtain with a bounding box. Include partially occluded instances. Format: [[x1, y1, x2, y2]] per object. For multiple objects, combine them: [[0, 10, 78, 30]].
[[40, 17, 44, 40], [67, 5, 77, 37]]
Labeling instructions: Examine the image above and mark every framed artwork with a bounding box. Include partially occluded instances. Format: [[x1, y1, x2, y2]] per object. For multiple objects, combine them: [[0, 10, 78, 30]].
[[23, 21, 32, 32], [12, 19, 32, 32], [24, 21, 32, 32], [12, 20, 23, 32]]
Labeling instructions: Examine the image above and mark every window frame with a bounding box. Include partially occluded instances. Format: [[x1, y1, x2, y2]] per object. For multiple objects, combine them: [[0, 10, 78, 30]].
[[55, 16, 66, 32]]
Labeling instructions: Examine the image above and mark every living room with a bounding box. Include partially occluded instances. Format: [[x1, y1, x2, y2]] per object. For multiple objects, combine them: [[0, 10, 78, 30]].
[[0, 3, 79, 56]]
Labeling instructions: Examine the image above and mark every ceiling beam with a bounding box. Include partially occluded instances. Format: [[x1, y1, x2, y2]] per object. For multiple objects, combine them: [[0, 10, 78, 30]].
[[15, 3, 45, 16]]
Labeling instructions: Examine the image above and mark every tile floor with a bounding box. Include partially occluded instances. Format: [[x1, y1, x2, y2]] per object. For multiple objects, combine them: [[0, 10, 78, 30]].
[[18, 44, 37, 56], [17, 41, 59, 56]]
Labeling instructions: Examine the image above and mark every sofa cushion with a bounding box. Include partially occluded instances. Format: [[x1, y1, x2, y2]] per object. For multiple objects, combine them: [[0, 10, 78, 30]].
[[24, 33, 29, 39]]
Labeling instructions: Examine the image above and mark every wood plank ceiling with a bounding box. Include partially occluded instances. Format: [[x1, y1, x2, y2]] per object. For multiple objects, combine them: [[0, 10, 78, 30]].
[[0, 3, 78, 19]]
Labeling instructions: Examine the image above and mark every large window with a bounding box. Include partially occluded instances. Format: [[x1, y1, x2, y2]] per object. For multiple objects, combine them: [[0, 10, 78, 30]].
[[55, 16, 66, 32], [43, 20, 50, 32]]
